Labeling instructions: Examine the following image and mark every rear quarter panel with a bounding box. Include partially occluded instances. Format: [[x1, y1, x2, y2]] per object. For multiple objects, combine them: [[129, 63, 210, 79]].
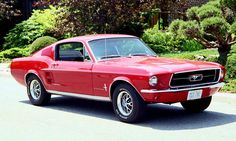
[[11, 57, 51, 86]]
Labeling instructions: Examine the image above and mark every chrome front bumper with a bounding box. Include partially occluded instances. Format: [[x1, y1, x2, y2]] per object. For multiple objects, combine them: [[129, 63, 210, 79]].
[[141, 82, 225, 93]]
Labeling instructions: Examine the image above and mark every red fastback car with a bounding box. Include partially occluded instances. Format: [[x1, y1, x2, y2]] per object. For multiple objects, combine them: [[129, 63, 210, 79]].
[[11, 34, 225, 122]]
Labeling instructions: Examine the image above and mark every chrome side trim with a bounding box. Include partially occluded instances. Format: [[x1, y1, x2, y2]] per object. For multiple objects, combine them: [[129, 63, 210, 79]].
[[47, 90, 111, 102], [141, 82, 225, 93]]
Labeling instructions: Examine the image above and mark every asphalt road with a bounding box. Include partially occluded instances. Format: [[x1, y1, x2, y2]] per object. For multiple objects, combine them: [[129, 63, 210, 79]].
[[1, 73, 236, 141]]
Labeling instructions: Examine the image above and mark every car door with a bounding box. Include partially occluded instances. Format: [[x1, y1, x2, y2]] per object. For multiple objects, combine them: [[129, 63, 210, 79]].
[[49, 42, 94, 95]]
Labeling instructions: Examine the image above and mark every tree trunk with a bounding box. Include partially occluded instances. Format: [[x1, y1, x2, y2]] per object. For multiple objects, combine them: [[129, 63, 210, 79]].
[[217, 45, 231, 66], [161, 13, 169, 28]]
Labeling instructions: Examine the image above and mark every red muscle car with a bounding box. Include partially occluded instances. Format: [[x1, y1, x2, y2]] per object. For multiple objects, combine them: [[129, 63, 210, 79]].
[[11, 34, 225, 122]]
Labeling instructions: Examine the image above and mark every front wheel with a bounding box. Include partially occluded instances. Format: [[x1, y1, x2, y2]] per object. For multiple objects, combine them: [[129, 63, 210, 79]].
[[112, 84, 146, 123], [27, 75, 51, 106], [181, 96, 212, 112]]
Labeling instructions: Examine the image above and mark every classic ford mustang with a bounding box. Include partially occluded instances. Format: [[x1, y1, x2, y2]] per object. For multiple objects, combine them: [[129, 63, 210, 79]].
[[11, 34, 225, 122]]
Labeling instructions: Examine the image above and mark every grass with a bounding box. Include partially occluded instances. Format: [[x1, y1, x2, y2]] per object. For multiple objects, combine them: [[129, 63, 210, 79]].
[[160, 49, 235, 94], [221, 79, 236, 93], [160, 49, 218, 61]]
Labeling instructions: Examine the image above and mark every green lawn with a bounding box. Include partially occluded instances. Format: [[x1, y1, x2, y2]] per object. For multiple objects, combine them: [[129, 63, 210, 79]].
[[160, 49, 235, 94], [159, 49, 218, 61], [221, 79, 236, 93]]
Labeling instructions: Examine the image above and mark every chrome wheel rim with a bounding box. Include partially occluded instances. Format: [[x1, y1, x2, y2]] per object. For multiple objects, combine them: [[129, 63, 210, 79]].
[[30, 80, 41, 100], [117, 90, 133, 116]]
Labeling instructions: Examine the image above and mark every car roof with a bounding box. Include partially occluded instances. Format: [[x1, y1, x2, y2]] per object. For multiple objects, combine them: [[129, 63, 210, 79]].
[[57, 34, 137, 43]]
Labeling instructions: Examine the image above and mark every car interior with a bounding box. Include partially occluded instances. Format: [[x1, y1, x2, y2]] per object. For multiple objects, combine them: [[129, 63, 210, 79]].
[[55, 42, 85, 62]]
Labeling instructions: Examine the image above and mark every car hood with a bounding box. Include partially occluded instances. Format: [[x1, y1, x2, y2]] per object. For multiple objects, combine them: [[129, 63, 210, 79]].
[[99, 56, 222, 74]]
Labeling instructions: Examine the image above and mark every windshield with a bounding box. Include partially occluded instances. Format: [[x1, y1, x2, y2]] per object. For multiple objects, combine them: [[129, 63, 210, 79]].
[[88, 37, 157, 60]]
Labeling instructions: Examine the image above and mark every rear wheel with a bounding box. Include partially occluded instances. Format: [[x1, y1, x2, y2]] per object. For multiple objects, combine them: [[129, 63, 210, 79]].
[[112, 84, 146, 123], [181, 96, 212, 112], [27, 75, 51, 106]]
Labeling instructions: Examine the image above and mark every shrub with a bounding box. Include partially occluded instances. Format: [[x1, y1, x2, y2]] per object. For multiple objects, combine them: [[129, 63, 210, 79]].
[[186, 7, 199, 20], [142, 25, 203, 53], [3, 6, 61, 50], [226, 44, 236, 78], [30, 36, 57, 54], [0, 48, 29, 59], [226, 54, 236, 78], [142, 28, 174, 53], [197, 5, 222, 20], [181, 40, 204, 51], [168, 19, 185, 33], [230, 22, 236, 34], [229, 43, 236, 54], [0, 52, 3, 58], [201, 17, 230, 35]]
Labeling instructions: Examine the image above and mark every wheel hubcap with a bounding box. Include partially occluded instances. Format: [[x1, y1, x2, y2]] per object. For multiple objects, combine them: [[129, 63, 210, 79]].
[[30, 80, 41, 100], [117, 90, 133, 116]]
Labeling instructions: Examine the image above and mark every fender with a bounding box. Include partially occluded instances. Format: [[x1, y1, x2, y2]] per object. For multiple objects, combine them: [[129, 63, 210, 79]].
[[109, 76, 144, 101], [24, 70, 46, 89]]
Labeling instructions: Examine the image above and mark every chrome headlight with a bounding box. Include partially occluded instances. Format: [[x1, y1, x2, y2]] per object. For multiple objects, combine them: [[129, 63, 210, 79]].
[[149, 76, 158, 86], [220, 69, 224, 79]]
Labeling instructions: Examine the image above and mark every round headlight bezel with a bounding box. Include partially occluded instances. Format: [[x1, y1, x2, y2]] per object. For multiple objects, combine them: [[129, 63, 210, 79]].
[[149, 76, 158, 86]]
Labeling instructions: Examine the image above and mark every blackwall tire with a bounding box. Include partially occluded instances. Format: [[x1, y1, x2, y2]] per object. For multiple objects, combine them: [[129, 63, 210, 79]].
[[181, 96, 212, 112], [112, 83, 146, 123], [27, 75, 51, 106]]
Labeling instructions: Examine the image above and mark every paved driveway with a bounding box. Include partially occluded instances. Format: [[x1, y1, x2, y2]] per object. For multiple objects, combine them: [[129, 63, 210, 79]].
[[0, 73, 236, 141]]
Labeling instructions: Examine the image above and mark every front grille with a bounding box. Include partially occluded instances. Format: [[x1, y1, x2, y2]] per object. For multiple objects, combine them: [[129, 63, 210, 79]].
[[170, 69, 220, 88]]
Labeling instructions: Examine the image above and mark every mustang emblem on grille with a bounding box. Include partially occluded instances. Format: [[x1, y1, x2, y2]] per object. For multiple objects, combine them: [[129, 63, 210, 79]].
[[189, 74, 203, 82]]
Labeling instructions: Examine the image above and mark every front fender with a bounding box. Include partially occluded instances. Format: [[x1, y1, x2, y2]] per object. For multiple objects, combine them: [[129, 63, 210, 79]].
[[109, 76, 144, 100]]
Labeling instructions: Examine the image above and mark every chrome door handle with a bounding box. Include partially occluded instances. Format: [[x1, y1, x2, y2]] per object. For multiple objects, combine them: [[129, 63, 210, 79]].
[[52, 63, 59, 67]]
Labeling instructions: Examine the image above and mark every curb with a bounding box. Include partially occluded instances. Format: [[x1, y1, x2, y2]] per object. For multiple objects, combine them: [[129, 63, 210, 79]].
[[0, 63, 11, 75]]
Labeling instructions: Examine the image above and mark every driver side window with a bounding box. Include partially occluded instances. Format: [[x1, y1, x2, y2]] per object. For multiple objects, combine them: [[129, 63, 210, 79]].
[[55, 42, 91, 62]]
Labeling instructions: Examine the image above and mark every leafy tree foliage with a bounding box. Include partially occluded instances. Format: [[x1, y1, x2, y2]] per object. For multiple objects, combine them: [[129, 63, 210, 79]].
[[0, 0, 20, 22], [221, 0, 236, 13], [50, 0, 158, 37], [3, 6, 61, 50], [169, 0, 236, 65], [0, 0, 21, 50]]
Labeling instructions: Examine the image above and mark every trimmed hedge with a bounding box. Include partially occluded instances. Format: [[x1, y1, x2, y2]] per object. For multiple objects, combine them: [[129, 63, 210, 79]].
[[30, 36, 57, 54]]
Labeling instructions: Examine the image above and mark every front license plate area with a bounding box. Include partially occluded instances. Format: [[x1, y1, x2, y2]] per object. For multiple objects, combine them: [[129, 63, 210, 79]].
[[187, 89, 202, 100]]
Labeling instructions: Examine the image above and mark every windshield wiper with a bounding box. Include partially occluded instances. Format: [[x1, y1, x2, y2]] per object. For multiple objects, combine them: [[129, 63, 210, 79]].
[[100, 55, 121, 60], [128, 53, 156, 57]]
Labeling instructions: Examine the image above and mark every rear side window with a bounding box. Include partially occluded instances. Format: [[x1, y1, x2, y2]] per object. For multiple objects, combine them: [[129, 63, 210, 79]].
[[55, 42, 90, 62]]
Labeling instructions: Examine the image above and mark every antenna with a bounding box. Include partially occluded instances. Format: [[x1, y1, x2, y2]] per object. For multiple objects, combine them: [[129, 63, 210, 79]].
[[105, 23, 107, 58], [105, 37, 107, 58]]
